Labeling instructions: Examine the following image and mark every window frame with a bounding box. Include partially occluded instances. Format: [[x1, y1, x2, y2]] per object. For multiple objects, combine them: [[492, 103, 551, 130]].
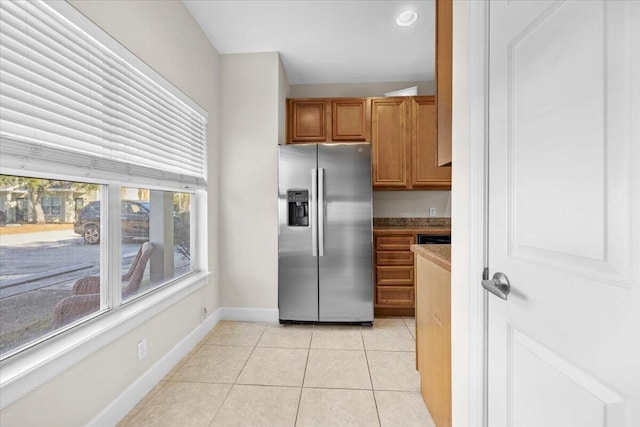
[[0, 171, 203, 357], [0, 171, 209, 408]]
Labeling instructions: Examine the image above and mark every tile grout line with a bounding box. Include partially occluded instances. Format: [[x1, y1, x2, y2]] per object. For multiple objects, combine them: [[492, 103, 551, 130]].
[[206, 382, 233, 427], [232, 327, 266, 384], [122, 323, 228, 425], [124, 322, 228, 423], [361, 327, 382, 427], [207, 325, 267, 427], [404, 317, 417, 341], [294, 329, 312, 427]]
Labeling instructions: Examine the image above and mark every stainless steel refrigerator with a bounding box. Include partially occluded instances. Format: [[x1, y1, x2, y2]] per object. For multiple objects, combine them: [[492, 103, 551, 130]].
[[278, 143, 373, 324]]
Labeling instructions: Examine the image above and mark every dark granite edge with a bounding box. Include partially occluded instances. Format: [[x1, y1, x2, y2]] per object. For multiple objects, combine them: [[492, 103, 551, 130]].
[[373, 217, 451, 227]]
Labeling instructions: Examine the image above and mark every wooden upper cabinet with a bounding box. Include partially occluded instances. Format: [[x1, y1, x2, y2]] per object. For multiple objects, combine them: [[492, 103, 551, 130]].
[[287, 95, 450, 190], [371, 97, 410, 189], [287, 98, 370, 144], [411, 97, 451, 189], [332, 99, 369, 141], [436, 0, 453, 166], [287, 99, 330, 143]]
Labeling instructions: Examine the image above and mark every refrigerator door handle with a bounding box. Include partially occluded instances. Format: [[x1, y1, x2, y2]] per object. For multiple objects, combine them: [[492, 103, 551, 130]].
[[311, 168, 318, 257], [318, 167, 325, 257]]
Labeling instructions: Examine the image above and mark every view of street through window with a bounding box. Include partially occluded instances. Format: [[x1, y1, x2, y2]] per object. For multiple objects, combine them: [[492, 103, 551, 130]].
[[0, 177, 192, 356]]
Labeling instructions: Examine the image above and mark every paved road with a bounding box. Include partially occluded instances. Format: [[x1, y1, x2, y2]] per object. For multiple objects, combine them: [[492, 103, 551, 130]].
[[0, 230, 144, 297], [0, 229, 191, 354], [0, 229, 81, 246]]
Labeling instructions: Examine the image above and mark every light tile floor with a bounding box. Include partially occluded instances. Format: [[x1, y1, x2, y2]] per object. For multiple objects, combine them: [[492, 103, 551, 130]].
[[118, 317, 435, 427]]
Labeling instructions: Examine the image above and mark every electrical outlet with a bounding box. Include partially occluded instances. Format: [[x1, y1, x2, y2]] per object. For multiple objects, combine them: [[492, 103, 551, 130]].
[[201, 307, 208, 321], [137, 338, 147, 361], [429, 207, 437, 217]]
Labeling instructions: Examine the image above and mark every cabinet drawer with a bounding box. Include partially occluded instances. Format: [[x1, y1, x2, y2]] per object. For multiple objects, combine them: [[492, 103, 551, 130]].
[[375, 235, 415, 251], [376, 266, 414, 286], [376, 286, 415, 306], [376, 251, 414, 266]]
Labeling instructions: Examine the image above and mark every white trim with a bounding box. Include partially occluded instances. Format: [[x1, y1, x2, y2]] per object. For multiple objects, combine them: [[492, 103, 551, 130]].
[[219, 307, 280, 323], [451, 1, 489, 427], [468, 2, 490, 426], [87, 308, 221, 427], [0, 272, 211, 408]]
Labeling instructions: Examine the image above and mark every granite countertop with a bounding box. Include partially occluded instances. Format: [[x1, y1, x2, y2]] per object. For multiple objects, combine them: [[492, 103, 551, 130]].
[[411, 244, 451, 272], [373, 217, 451, 235]]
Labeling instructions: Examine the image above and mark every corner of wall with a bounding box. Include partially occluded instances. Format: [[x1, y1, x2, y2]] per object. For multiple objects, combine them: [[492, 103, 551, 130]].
[[278, 53, 290, 145], [218, 51, 281, 310]]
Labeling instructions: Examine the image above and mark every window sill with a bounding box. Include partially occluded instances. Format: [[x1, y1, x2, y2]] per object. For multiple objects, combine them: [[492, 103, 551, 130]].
[[0, 271, 211, 408]]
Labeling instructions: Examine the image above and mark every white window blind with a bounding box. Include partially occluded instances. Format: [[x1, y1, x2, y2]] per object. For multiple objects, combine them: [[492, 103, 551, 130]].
[[0, 0, 207, 188]]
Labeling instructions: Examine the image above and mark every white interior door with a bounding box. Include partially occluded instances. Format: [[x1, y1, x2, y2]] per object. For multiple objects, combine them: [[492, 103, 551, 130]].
[[487, 1, 640, 426]]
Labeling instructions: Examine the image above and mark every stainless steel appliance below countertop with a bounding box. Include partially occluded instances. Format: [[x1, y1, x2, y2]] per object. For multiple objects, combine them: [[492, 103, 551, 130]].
[[417, 234, 451, 244]]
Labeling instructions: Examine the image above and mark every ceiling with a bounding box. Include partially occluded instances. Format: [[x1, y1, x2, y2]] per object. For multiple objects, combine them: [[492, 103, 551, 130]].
[[182, 1, 435, 85]]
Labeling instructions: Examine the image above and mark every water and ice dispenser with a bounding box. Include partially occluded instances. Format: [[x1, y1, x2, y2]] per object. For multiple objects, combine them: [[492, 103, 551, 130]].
[[287, 189, 309, 227]]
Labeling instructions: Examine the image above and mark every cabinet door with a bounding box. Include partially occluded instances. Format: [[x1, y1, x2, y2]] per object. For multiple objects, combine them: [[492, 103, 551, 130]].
[[288, 99, 330, 143], [411, 97, 452, 189], [371, 98, 410, 189], [332, 99, 369, 141], [436, 0, 453, 166]]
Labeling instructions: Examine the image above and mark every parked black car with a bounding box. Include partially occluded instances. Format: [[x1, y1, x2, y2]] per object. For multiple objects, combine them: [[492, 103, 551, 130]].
[[74, 200, 150, 244]]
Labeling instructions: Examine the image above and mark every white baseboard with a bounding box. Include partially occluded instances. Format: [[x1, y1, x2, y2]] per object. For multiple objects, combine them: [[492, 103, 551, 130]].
[[220, 306, 279, 323], [87, 308, 222, 427]]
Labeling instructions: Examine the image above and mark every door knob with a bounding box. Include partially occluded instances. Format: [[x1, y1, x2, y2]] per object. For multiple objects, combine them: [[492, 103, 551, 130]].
[[482, 272, 511, 300]]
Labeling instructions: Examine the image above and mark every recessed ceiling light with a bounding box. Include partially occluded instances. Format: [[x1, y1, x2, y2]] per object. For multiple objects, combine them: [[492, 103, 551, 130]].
[[396, 10, 418, 27]]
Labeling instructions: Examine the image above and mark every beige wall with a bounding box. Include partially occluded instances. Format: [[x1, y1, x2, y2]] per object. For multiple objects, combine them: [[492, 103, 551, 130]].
[[1, 1, 221, 425], [290, 81, 436, 98], [278, 57, 291, 144], [219, 52, 285, 309]]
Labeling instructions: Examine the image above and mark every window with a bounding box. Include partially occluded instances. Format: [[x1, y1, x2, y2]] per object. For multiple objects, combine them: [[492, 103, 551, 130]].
[[120, 188, 193, 302], [41, 195, 62, 216], [0, 179, 198, 358], [0, 0, 207, 362], [0, 175, 103, 356]]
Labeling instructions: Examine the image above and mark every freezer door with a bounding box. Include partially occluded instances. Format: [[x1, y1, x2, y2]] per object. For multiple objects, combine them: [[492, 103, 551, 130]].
[[278, 144, 319, 321], [318, 144, 373, 322]]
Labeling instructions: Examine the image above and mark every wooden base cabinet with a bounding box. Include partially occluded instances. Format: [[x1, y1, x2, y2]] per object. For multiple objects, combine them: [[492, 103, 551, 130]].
[[416, 254, 451, 427], [374, 232, 415, 316]]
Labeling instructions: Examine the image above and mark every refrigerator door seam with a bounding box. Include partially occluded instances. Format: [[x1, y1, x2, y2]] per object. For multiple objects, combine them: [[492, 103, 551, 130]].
[[318, 167, 325, 257], [311, 168, 318, 257]]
